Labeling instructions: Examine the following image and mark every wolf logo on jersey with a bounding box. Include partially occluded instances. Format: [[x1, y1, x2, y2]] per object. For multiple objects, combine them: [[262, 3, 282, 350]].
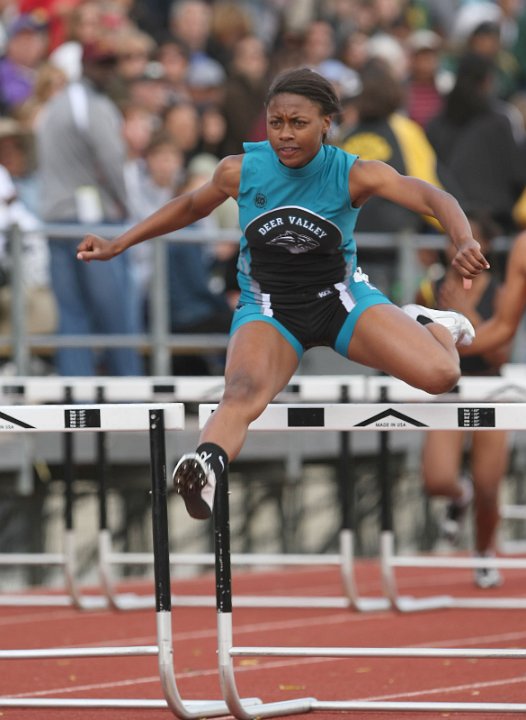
[[245, 206, 342, 255], [266, 231, 320, 253]]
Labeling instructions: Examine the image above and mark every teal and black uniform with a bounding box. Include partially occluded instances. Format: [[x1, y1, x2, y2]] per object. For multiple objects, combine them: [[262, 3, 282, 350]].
[[231, 140, 392, 358]]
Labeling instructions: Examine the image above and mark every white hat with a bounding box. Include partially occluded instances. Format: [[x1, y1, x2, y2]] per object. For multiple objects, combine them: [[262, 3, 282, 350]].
[[407, 29, 442, 53], [49, 41, 83, 82], [186, 57, 226, 88], [366, 33, 408, 78], [452, 2, 502, 42]]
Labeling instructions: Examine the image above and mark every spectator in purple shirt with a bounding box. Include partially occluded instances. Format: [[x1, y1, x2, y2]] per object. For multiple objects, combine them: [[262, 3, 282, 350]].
[[0, 13, 49, 114]]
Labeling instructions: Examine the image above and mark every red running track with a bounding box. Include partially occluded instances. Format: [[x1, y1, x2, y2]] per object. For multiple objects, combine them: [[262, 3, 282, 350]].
[[1, 560, 526, 719]]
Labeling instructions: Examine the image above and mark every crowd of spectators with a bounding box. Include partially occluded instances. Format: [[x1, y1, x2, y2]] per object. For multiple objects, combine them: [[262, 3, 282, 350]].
[[0, 0, 526, 376]]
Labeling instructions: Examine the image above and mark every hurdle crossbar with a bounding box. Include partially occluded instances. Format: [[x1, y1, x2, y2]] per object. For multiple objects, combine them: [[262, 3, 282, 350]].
[[0, 402, 184, 611], [209, 401, 526, 717]]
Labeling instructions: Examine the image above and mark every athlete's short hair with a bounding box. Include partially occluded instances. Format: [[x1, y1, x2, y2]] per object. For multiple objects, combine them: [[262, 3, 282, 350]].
[[265, 67, 341, 117]]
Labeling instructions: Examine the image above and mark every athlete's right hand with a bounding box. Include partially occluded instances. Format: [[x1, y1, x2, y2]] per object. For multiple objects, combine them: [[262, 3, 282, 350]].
[[77, 234, 116, 262]]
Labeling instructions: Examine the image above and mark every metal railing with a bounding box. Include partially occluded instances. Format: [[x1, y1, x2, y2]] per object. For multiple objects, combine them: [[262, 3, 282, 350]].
[[1, 223, 514, 375]]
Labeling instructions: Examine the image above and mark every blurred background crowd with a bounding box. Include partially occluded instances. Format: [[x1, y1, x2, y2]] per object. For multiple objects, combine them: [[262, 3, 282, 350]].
[[1, 0, 526, 376]]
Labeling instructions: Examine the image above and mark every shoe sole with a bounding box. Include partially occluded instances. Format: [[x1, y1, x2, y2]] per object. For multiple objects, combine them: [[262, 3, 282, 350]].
[[173, 458, 212, 520]]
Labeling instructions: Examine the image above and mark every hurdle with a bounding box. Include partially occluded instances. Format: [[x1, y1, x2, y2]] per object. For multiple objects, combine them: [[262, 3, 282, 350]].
[[206, 402, 526, 717], [0, 401, 265, 715], [1, 375, 385, 612], [0, 376, 226, 610], [366, 375, 526, 611], [103, 373, 388, 611]]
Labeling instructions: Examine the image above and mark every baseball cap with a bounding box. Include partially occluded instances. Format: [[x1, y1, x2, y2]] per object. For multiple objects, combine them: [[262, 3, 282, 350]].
[[407, 29, 442, 54], [7, 12, 48, 39], [186, 58, 226, 88]]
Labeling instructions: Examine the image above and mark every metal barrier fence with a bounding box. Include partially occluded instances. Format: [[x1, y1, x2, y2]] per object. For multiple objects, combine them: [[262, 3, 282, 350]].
[[1, 222, 514, 375]]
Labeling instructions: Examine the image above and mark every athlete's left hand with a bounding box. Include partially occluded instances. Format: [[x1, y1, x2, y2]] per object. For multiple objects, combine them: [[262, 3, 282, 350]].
[[451, 239, 490, 283]]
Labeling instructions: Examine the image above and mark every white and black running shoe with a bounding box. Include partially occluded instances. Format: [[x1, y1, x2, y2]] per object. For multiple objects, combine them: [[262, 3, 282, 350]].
[[402, 304, 475, 346], [172, 452, 216, 520]]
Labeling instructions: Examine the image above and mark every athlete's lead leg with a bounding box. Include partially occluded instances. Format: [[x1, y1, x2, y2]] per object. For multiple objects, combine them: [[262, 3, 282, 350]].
[[347, 304, 464, 394]]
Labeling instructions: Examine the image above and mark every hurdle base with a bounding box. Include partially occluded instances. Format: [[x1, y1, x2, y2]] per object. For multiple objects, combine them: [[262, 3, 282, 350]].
[[0, 698, 262, 710], [312, 700, 526, 713]]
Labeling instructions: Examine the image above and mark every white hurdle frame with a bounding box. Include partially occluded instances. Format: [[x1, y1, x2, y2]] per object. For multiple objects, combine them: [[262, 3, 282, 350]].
[[367, 375, 526, 611], [206, 401, 526, 717], [0, 376, 226, 611], [0, 402, 262, 716]]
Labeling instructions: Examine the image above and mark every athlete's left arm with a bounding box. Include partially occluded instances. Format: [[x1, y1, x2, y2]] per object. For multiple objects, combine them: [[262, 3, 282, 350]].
[[349, 159, 489, 280]]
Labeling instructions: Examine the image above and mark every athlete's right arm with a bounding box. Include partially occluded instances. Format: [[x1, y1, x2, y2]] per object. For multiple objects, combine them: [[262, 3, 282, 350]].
[[77, 155, 243, 262], [461, 232, 526, 356]]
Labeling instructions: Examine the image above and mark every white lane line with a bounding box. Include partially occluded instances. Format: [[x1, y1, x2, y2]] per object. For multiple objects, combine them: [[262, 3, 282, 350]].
[[4, 656, 526, 701]]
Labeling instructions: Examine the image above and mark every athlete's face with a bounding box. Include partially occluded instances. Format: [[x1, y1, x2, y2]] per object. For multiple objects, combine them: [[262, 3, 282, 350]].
[[266, 93, 331, 168]]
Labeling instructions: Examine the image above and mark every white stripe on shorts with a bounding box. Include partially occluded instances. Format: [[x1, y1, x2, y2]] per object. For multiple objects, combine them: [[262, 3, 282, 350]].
[[262, 292, 274, 317], [335, 282, 356, 312]]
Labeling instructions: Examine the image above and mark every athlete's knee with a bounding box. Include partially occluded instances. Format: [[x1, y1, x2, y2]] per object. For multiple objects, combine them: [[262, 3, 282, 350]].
[[222, 372, 270, 419], [417, 358, 460, 395], [424, 471, 457, 496]]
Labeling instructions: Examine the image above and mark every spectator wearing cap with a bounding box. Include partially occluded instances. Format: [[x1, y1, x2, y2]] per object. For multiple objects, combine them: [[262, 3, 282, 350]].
[[0, 13, 49, 114], [365, 32, 409, 82], [466, 20, 521, 100], [405, 29, 451, 129], [450, 1, 503, 47], [126, 60, 173, 116], [186, 56, 226, 109], [322, 61, 362, 145], [18, 0, 78, 52], [35, 35, 144, 376]]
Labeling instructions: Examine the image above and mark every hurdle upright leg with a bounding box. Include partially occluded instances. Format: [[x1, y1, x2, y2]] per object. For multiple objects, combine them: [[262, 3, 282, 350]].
[[214, 463, 315, 719], [61, 386, 107, 610], [149, 408, 261, 718], [337, 384, 390, 612], [96, 386, 157, 610]]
